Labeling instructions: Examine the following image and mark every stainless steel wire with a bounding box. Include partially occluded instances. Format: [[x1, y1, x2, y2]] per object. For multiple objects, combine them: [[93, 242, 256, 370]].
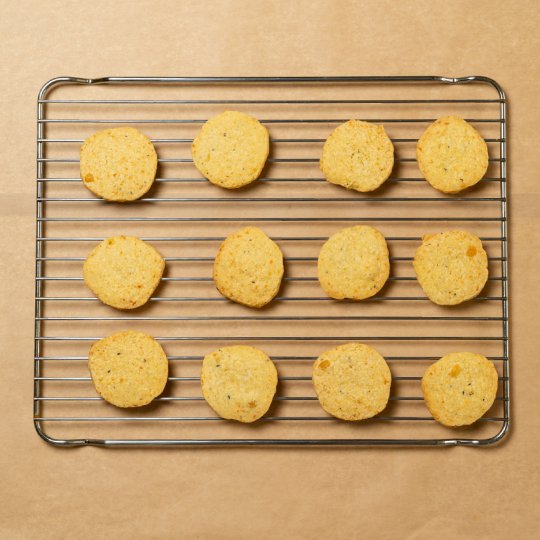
[[34, 76, 509, 447]]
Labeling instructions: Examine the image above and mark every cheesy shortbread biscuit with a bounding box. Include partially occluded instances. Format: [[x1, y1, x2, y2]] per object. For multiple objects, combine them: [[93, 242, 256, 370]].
[[318, 225, 390, 300], [213, 227, 284, 308], [312, 343, 391, 421], [320, 120, 394, 192], [413, 230, 488, 305], [201, 345, 278, 423], [80, 127, 157, 201], [416, 116, 489, 193], [84, 235, 165, 310], [422, 352, 498, 427], [191, 110, 269, 189], [88, 331, 168, 408]]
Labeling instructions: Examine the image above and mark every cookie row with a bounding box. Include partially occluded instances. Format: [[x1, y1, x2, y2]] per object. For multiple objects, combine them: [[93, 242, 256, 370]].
[[79, 113, 489, 200], [83, 227, 489, 309], [88, 333, 498, 428]]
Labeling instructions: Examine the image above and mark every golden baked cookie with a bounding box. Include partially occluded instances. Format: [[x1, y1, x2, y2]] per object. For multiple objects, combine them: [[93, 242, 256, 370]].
[[421, 352, 498, 427], [88, 331, 168, 408], [413, 230, 488, 305], [80, 127, 157, 201], [416, 116, 489, 193], [213, 227, 284, 308], [320, 120, 394, 192], [83, 235, 165, 310], [201, 345, 278, 423], [191, 110, 269, 189], [318, 225, 390, 300], [312, 343, 391, 421]]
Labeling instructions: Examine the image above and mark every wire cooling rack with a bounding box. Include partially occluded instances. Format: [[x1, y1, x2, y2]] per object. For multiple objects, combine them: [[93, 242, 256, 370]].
[[34, 76, 508, 446]]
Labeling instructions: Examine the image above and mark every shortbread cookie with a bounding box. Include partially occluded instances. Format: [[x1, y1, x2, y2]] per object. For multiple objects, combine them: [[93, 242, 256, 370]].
[[422, 352, 498, 427], [318, 225, 390, 300], [413, 230, 488, 305], [191, 110, 269, 189], [312, 343, 391, 421], [80, 127, 157, 201], [213, 227, 284, 308], [83, 236, 165, 309], [320, 120, 394, 192], [88, 331, 168, 408], [201, 345, 278, 423], [416, 116, 489, 193]]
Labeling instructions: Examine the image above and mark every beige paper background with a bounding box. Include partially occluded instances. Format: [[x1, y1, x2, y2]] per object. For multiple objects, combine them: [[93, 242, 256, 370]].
[[1, 1, 539, 538]]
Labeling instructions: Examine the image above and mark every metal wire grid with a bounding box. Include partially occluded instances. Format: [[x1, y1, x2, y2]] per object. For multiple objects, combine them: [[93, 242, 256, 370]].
[[34, 76, 509, 446]]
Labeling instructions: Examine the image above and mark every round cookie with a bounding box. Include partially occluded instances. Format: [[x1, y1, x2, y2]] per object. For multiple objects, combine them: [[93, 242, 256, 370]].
[[191, 110, 269, 189], [213, 227, 284, 308], [80, 127, 157, 201], [421, 352, 498, 427], [413, 230, 488, 305], [88, 331, 168, 408], [312, 343, 391, 421], [318, 225, 390, 300], [416, 116, 489, 193], [83, 235, 165, 310], [201, 345, 278, 423], [320, 120, 394, 192]]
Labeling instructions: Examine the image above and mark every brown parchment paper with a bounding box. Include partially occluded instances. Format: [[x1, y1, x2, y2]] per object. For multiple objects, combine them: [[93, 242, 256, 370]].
[[1, 1, 539, 538]]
